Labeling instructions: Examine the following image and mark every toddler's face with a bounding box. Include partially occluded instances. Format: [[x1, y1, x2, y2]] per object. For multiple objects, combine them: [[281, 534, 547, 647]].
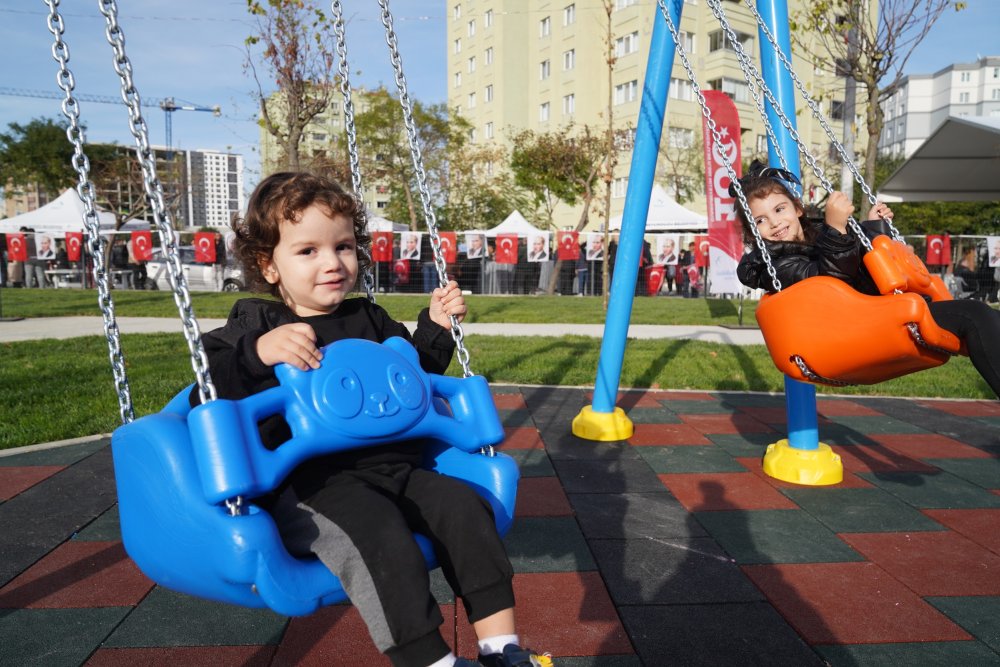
[[748, 192, 805, 243], [262, 204, 359, 317]]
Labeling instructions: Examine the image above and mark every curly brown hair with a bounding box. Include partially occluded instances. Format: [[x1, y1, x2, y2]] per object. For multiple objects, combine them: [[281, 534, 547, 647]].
[[232, 172, 371, 296]]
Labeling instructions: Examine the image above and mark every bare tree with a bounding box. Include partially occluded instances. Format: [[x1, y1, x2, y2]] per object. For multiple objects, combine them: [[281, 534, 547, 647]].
[[245, 0, 337, 172], [791, 0, 966, 185], [657, 126, 704, 205]]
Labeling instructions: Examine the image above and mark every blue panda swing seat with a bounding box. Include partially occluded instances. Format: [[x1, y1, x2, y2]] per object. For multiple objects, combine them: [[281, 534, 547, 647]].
[[47, 0, 517, 617]]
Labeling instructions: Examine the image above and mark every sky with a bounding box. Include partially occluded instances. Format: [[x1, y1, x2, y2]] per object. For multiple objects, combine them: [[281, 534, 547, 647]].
[[0, 0, 995, 194]]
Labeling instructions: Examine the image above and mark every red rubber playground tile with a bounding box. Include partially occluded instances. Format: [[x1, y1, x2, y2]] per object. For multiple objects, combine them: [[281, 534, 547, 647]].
[[501, 427, 545, 450], [734, 457, 874, 490], [922, 509, 1000, 556], [742, 562, 971, 645], [276, 604, 395, 665], [834, 444, 939, 474], [85, 646, 277, 667], [493, 394, 528, 410], [815, 399, 884, 417], [628, 423, 712, 446], [734, 406, 835, 426], [0, 541, 152, 609], [0, 466, 65, 501], [515, 477, 573, 517], [840, 531, 1000, 597], [585, 390, 668, 409], [657, 472, 798, 511], [868, 434, 993, 460], [917, 399, 1000, 417], [678, 413, 777, 435]]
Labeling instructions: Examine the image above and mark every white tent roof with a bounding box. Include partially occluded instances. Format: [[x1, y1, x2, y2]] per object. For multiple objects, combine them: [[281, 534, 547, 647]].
[[878, 116, 1000, 202], [483, 210, 547, 237], [609, 184, 707, 231], [367, 215, 408, 232], [0, 188, 147, 234]]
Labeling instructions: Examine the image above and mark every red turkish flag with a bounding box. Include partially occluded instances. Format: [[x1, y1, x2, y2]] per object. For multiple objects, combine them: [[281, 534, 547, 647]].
[[65, 232, 83, 262], [941, 234, 952, 265], [438, 232, 457, 263], [495, 234, 518, 264], [557, 231, 580, 261], [695, 234, 710, 267], [645, 265, 664, 295], [194, 232, 216, 263], [131, 230, 153, 261], [6, 233, 27, 261], [925, 235, 943, 265], [371, 232, 393, 262]]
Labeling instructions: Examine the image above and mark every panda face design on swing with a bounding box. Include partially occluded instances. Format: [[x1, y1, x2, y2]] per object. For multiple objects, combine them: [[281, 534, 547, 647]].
[[276, 337, 430, 439]]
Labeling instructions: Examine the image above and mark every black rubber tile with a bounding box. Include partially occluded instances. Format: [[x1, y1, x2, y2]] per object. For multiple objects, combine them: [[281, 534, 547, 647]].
[[553, 657, 642, 667], [709, 432, 777, 457], [589, 538, 762, 605], [103, 586, 288, 648], [505, 449, 555, 478], [0, 438, 110, 467], [567, 492, 706, 539], [815, 640, 998, 665], [636, 445, 748, 473], [715, 393, 789, 408], [694, 510, 865, 565], [499, 409, 535, 428], [0, 607, 130, 666], [618, 602, 825, 666], [925, 458, 1000, 490], [540, 432, 643, 462], [927, 595, 1000, 653], [622, 407, 682, 424], [659, 400, 733, 414], [782, 487, 944, 533], [73, 506, 122, 542], [863, 397, 1000, 449], [824, 415, 930, 434], [857, 471, 1000, 509], [502, 517, 596, 573], [552, 458, 664, 494]]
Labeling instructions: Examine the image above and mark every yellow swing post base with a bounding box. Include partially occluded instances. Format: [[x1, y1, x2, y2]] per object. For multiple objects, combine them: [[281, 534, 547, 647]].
[[572, 405, 634, 441], [762, 439, 843, 486]]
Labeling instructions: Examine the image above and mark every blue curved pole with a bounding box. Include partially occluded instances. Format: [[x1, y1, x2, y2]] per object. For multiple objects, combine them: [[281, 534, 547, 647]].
[[592, 0, 682, 414], [757, 0, 819, 450]]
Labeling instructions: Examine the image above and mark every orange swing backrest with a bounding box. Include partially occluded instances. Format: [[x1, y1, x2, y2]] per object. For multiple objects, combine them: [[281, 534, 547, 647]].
[[756, 236, 963, 386]]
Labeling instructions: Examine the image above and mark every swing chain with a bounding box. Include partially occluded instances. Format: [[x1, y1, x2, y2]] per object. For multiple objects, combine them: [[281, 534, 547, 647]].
[[739, 0, 905, 242], [905, 323, 959, 358], [378, 0, 472, 378], [654, 0, 783, 292], [225, 496, 246, 517], [792, 356, 851, 387], [331, 0, 376, 303], [97, 0, 217, 404], [45, 0, 135, 425]]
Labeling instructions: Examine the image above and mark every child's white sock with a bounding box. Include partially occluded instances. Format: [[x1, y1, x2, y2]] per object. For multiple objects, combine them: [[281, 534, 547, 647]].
[[478, 634, 520, 656], [426, 652, 457, 667]]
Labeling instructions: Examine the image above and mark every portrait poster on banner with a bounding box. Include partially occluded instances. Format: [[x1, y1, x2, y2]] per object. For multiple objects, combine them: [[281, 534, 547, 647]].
[[36, 233, 56, 260], [655, 234, 679, 265], [465, 232, 486, 259], [988, 236, 1000, 268], [701, 90, 743, 295], [400, 232, 421, 260], [557, 231, 579, 260], [527, 234, 549, 262], [585, 233, 604, 261]]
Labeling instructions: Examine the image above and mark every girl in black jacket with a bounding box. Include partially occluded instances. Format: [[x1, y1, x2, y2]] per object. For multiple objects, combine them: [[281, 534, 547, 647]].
[[734, 161, 1000, 397]]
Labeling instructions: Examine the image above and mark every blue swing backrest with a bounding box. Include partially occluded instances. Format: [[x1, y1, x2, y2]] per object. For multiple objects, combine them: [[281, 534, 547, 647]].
[[112, 336, 518, 617]]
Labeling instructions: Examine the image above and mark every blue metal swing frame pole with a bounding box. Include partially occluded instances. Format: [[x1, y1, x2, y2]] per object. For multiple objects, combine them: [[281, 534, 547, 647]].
[[572, 0, 684, 441]]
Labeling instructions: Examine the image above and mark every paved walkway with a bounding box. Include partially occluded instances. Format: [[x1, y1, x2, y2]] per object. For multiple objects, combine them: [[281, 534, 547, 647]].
[[1, 386, 999, 666], [0, 316, 765, 345]]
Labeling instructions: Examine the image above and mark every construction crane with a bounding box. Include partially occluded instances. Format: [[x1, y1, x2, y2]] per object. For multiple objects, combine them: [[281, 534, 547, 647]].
[[0, 86, 221, 158]]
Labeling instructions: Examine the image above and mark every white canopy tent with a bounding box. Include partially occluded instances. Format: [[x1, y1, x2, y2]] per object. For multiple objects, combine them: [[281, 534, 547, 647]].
[[0, 188, 148, 235], [367, 215, 408, 232], [609, 185, 707, 231], [483, 210, 548, 237], [878, 116, 1000, 202]]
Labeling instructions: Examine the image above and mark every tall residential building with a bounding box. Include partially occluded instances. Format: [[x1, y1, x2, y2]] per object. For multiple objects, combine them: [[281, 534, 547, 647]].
[[3, 183, 52, 219], [447, 0, 859, 230], [186, 149, 245, 229], [879, 56, 1000, 158]]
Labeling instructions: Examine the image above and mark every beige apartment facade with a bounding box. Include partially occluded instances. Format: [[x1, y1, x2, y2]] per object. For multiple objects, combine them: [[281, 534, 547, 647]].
[[447, 0, 861, 231]]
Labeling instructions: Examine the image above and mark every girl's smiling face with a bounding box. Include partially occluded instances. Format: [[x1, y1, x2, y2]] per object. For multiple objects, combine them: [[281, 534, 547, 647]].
[[748, 192, 805, 243]]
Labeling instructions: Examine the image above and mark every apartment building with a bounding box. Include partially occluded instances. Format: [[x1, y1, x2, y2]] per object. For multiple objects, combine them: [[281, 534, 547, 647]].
[[447, 0, 856, 229], [879, 56, 1000, 158], [186, 150, 245, 229]]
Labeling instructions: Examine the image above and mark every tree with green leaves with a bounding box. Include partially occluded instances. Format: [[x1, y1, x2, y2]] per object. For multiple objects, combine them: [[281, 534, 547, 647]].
[[657, 126, 704, 205], [245, 0, 337, 172], [0, 118, 77, 195], [790, 0, 965, 187], [440, 141, 533, 231]]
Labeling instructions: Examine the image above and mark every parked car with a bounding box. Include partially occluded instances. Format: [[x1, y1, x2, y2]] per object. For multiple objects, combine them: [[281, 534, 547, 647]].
[[144, 247, 245, 292]]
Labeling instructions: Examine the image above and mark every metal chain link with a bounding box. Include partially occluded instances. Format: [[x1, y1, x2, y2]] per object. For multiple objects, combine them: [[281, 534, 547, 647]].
[[45, 0, 135, 424], [792, 356, 851, 387], [654, 0, 783, 292], [97, 0, 217, 403], [331, 0, 376, 303], [378, 0, 472, 377], [740, 0, 904, 242]]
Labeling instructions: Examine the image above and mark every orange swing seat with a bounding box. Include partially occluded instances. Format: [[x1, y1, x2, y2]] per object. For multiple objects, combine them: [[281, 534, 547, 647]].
[[755, 235, 964, 386]]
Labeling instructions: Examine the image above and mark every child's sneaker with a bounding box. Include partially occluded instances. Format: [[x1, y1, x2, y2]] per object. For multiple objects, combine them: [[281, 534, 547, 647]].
[[478, 643, 553, 667], [454, 659, 481, 667]]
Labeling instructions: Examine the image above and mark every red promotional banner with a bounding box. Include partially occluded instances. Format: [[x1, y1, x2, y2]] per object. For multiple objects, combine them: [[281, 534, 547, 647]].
[[6, 233, 27, 262], [701, 90, 743, 294], [925, 234, 952, 265], [194, 232, 216, 263], [371, 232, 393, 262], [494, 234, 518, 264], [695, 234, 709, 268], [65, 232, 83, 262], [557, 231, 580, 261], [131, 230, 153, 262], [438, 231, 458, 263]]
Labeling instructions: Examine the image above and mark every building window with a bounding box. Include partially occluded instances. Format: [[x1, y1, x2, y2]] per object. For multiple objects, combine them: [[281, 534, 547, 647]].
[[454, 71, 462, 87], [540, 59, 551, 80], [993, 67, 999, 79], [669, 77, 693, 101], [615, 31, 640, 57], [454, 38, 461, 54], [992, 88, 1000, 100], [563, 49, 575, 70], [563, 93, 575, 115], [959, 91, 970, 103], [756, 134, 768, 153], [485, 121, 494, 139], [468, 19, 475, 37], [830, 100, 845, 120], [468, 92, 476, 108], [612, 177, 628, 198], [960, 71, 971, 82], [468, 56, 476, 73], [485, 46, 494, 65], [615, 0, 638, 9], [470, 127, 477, 142], [485, 9, 493, 27], [708, 28, 753, 54], [485, 84, 493, 102], [453, 4, 460, 19], [679, 30, 695, 53], [563, 4, 576, 25], [707, 77, 749, 104], [614, 80, 639, 105], [539, 102, 550, 121], [539, 16, 551, 37], [667, 127, 694, 148]]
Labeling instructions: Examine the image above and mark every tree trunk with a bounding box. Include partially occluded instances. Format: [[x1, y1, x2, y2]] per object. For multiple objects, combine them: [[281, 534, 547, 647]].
[[863, 81, 883, 190]]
